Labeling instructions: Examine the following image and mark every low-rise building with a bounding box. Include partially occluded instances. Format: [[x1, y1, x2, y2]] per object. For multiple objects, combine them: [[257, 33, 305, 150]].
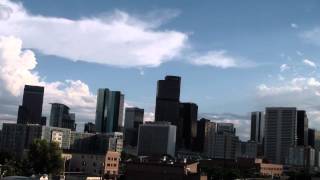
[[125, 157, 206, 180], [65, 151, 120, 178], [0, 123, 71, 156]]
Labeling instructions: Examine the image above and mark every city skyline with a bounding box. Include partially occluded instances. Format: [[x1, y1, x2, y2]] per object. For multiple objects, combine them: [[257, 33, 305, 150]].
[[1, 0, 320, 141]]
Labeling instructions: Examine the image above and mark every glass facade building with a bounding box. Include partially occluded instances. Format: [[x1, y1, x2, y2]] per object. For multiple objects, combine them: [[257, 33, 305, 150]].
[[17, 85, 44, 124], [95, 88, 124, 133], [49, 103, 76, 131]]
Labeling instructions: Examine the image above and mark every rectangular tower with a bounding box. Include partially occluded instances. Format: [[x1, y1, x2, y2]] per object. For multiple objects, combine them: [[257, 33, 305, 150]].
[[95, 89, 124, 133], [297, 110, 308, 146], [17, 85, 44, 124], [264, 107, 297, 164], [154, 76, 181, 125], [250, 111, 264, 144]]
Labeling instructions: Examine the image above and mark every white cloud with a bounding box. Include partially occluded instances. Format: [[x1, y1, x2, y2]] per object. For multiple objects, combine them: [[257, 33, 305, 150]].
[[143, 112, 155, 122], [190, 50, 253, 69], [291, 23, 298, 29], [280, 64, 290, 72], [303, 59, 317, 68], [256, 76, 320, 131], [0, 36, 96, 124], [0, 0, 187, 68]]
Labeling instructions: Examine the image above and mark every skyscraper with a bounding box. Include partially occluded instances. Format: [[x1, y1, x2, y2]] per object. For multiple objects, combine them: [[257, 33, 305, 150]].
[[17, 85, 44, 124], [84, 122, 96, 133], [250, 111, 264, 144], [214, 123, 238, 160], [95, 88, 124, 133], [154, 76, 181, 124], [195, 118, 216, 157], [124, 107, 144, 147], [308, 128, 315, 148], [297, 110, 308, 146], [49, 103, 76, 131], [124, 107, 144, 129], [177, 102, 198, 150], [217, 123, 236, 134], [264, 107, 297, 164]]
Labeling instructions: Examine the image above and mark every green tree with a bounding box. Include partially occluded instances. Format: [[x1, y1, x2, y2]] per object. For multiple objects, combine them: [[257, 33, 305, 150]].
[[27, 139, 64, 175]]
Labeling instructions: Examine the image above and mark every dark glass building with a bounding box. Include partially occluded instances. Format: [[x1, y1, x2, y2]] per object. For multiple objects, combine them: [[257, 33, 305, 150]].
[[17, 85, 44, 124], [154, 76, 181, 125], [250, 112, 264, 144], [177, 102, 198, 150], [194, 118, 216, 156], [124, 107, 144, 147], [308, 128, 315, 148], [124, 107, 144, 129], [297, 110, 308, 146], [49, 103, 76, 131], [84, 122, 96, 133], [95, 88, 124, 133]]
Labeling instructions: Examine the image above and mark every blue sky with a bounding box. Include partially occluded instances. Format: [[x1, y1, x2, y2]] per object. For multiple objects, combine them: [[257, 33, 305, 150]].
[[1, 0, 320, 139]]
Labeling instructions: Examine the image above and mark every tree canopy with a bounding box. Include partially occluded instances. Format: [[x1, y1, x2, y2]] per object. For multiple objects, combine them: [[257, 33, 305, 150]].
[[27, 139, 64, 175]]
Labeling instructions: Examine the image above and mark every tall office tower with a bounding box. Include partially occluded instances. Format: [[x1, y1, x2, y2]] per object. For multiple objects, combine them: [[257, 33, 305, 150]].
[[124, 107, 144, 129], [214, 133, 239, 160], [154, 76, 181, 125], [309, 128, 316, 148], [95, 88, 124, 133], [195, 118, 216, 157], [217, 123, 236, 134], [137, 122, 176, 157], [250, 111, 264, 144], [17, 85, 44, 124], [214, 122, 238, 160], [297, 110, 308, 146], [314, 130, 320, 167], [49, 103, 76, 131], [84, 122, 96, 133], [264, 107, 297, 164], [307, 129, 319, 167], [124, 107, 144, 147], [177, 102, 198, 150]]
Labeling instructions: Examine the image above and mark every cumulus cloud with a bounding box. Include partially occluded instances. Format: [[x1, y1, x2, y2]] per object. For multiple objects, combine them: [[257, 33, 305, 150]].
[[0, 0, 187, 68], [303, 59, 317, 68], [190, 50, 253, 69], [0, 36, 96, 124], [256, 76, 320, 130]]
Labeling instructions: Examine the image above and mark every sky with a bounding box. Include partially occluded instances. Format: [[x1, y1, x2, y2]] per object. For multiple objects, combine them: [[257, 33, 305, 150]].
[[1, 0, 320, 140]]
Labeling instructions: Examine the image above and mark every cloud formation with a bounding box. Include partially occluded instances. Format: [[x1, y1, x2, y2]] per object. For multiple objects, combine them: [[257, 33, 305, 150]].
[[0, 0, 187, 68], [256, 76, 320, 130], [280, 64, 290, 72], [190, 50, 253, 69], [0, 36, 96, 124], [303, 59, 317, 68]]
